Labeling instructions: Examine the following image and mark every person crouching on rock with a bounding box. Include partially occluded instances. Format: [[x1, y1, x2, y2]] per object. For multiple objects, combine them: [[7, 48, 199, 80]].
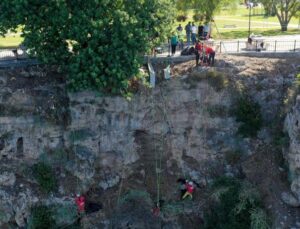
[[182, 181, 195, 200], [204, 45, 215, 66]]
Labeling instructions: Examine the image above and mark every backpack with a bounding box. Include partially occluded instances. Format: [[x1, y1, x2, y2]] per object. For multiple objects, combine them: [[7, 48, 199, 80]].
[[181, 47, 190, 56], [188, 47, 195, 55]]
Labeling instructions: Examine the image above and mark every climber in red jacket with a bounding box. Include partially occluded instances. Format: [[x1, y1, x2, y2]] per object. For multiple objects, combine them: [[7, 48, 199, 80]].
[[75, 194, 86, 214], [182, 181, 195, 200], [204, 45, 215, 66]]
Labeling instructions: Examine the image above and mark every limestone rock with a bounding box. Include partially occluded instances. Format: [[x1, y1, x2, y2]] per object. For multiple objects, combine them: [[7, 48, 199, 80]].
[[281, 192, 300, 207], [284, 95, 300, 202], [0, 171, 16, 186]]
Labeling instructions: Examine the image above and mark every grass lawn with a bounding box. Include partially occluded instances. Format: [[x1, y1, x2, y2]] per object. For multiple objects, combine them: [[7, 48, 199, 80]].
[[214, 28, 300, 40], [0, 36, 23, 48], [175, 5, 300, 39]]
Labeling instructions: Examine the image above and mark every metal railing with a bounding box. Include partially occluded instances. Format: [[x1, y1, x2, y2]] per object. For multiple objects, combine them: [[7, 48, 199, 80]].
[[1, 40, 299, 62], [218, 40, 300, 53], [0, 48, 28, 60], [154, 40, 300, 56]]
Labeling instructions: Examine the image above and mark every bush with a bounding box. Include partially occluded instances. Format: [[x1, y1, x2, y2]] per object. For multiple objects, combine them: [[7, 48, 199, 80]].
[[206, 71, 228, 92], [33, 162, 57, 193], [27, 206, 55, 229], [234, 96, 262, 138], [52, 204, 78, 227], [176, 15, 188, 22], [193, 14, 204, 22], [204, 177, 269, 229], [185, 71, 228, 91]]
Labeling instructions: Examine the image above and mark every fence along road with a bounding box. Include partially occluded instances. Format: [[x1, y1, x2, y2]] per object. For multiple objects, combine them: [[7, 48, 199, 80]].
[[0, 39, 300, 61], [218, 39, 300, 53]]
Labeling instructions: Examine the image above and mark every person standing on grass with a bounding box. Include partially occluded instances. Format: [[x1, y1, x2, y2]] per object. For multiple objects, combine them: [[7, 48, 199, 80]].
[[185, 22, 192, 47], [170, 33, 178, 56], [191, 22, 197, 44], [176, 24, 183, 32]]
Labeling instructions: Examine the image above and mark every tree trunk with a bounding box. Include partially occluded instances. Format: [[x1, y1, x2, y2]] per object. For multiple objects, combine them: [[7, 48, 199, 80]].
[[280, 23, 288, 31]]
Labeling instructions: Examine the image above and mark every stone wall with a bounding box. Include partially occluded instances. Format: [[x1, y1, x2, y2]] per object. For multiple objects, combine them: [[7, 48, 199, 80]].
[[0, 54, 299, 227]]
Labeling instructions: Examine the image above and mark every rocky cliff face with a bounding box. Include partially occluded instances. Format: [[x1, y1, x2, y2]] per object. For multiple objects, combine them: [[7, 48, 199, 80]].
[[0, 54, 299, 228], [284, 95, 300, 207]]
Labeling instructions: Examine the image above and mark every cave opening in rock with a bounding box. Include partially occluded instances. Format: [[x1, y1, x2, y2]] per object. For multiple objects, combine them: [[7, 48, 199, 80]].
[[17, 137, 23, 156]]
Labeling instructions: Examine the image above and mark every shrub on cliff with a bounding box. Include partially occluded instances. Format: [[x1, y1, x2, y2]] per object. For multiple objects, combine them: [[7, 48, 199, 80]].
[[33, 162, 57, 193], [204, 177, 269, 229], [234, 96, 262, 138], [27, 205, 55, 229]]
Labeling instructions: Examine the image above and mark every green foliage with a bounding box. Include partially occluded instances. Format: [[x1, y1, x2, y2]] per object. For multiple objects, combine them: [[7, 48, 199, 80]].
[[193, 13, 204, 22], [28, 204, 78, 229], [0, 0, 176, 96], [119, 189, 152, 205], [178, 0, 239, 21], [250, 208, 270, 229], [204, 177, 269, 229], [27, 205, 55, 229], [52, 204, 78, 227], [234, 96, 262, 138], [261, 0, 300, 31], [176, 15, 188, 22], [206, 71, 228, 92], [185, 71, 228, 91], [272, 130, 290, 149], [33, 162, 57, 193]]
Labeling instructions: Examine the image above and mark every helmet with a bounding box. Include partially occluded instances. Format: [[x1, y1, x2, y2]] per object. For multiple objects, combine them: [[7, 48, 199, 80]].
[[188, 181, 193, 185], [76, 193, 81, 197]]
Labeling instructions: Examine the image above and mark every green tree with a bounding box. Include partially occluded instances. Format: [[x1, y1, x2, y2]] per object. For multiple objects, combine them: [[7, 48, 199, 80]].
[[176, 0, 238, 22], [0, 0, 175, 95], [260, 0, 300, 31]]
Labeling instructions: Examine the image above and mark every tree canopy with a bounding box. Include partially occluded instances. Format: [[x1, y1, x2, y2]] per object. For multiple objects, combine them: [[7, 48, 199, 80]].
[[0, 0, 176, 95], [176, 0, 238, 22], [259, 0, 300, 31]]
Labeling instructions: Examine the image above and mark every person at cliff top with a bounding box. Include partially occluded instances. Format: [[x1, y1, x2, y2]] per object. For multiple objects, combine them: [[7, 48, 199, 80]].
[[182, 180, 195, 200], [195, 40, 202, 66], [204, 45, 215, 66], [75, 194, 86, 214]]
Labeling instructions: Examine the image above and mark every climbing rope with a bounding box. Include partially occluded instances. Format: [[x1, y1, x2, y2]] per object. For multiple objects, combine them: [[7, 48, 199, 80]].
[[149, 84, 162, 208], [212, 19, 227, 54], [158, 86, 189, 180]]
